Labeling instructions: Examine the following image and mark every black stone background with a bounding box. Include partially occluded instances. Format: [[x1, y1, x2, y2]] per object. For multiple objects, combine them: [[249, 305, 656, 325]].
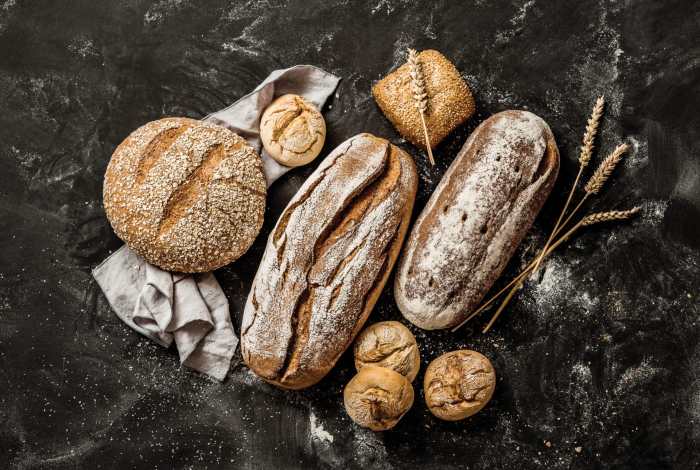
[[1, 0, 699, 468]]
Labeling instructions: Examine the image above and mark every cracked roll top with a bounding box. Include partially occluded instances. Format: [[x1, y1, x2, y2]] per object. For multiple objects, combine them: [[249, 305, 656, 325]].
[[241, 133, 418, 390], [395, 110, 560, 330], [103, 117, 266, 272], [354, 321, 420, 382], [424, 350, 496, 421], [260, 94, 326, 167], [344, 365, 414, 431]]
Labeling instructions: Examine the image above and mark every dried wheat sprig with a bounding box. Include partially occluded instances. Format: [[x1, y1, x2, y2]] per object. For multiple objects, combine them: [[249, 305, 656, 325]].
[[527, 97, 606, 277], [477, 206, 641, 333], [584, 143, 629, 194], [579, 96, 605, 167], [407, 48, 435, 166], [580, 207, 640, 226]]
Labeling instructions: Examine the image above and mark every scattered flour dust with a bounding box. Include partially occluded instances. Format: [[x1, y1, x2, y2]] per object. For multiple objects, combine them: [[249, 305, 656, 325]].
[[614, 358, 662, 395], [526, 255, 598, 320], [309, 411, 334, 444]]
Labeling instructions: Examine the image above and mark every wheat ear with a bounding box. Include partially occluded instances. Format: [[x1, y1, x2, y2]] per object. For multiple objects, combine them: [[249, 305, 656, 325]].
[[553, 142, 630, 233], [528, 97, 605, 277], [408, 48, 435, 166], [476, 206, 641, 333]]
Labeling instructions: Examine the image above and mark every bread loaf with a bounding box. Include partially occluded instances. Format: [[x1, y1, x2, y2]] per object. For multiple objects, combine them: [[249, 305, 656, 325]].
[[395, 110, 559, 330], [241, 133, 418, 389], [104, 117, 266, 272]]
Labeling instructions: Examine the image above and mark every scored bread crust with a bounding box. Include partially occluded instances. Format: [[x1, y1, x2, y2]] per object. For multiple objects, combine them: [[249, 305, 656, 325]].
[[395, 110, 560, 330], [241, 133, 418, 390], [103, 117, 266, 273]]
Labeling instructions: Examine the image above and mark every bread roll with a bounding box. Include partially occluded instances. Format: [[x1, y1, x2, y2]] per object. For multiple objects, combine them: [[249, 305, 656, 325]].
[[395, 110, 559, 329], [354, 321, 420, 382], [424, 350, 495, 421], [372, 49, 475, 150], [241, 133, 418, 389], [260, 94, 326, 167], [104, 117, 266, 273], [344, 365, 414, 431]]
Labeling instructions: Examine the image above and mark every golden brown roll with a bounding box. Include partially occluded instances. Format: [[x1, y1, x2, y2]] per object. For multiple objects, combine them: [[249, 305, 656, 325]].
[[260, 94, 326, 167], [424, 350, 496, 421], [372, 49, 475, 150], [354, 321, 420, 382], [103, 117, 266, 272], [344, 365, 414, 431]]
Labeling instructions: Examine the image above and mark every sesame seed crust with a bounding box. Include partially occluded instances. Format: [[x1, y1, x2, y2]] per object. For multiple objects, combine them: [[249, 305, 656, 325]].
[[103, 117, 266, 273], [373, 49, 476, 150]]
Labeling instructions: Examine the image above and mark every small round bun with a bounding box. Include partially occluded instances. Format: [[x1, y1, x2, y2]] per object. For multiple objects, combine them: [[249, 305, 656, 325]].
[[104, 117, 266, 272], [260, 94, 326, 167], [424, 350, 496, 421], [344, 366, 414, 431], [354, 321, 420, 382]]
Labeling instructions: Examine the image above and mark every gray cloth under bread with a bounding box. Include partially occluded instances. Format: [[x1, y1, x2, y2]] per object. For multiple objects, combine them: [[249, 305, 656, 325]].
[[93, 65, 340, 381]]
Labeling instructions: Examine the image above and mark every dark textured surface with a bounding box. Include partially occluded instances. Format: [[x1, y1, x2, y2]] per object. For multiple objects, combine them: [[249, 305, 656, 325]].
[[1, 1, 699, 468]]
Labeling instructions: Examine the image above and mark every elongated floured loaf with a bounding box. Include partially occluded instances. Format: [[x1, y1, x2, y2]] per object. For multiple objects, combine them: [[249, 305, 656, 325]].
[[241, 133, 418, 389], [395, 110, 559, 330]]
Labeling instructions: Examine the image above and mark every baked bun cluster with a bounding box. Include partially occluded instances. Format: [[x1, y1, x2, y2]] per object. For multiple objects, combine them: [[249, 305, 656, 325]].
[[260, 94, 326, 167], [103, 117, 266, 272], [344, 321, 419, 430]]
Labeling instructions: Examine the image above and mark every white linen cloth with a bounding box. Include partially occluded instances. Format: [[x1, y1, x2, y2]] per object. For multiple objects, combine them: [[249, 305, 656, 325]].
[[93, 65, 340, 381]]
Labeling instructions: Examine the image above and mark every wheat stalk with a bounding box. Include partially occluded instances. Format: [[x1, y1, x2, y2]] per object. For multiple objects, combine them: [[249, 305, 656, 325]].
[[580, 96, 605, 167], [527, 97, 606, 276], [473, 206, 641, 333], [581, 207, 640, 226], [584, 143, 629, 194], [407, 48, 435, 166]]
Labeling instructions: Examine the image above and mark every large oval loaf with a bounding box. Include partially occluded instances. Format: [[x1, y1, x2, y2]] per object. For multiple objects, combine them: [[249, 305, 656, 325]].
[[241, 133, 418, 389], [395, 110, 559, 330]]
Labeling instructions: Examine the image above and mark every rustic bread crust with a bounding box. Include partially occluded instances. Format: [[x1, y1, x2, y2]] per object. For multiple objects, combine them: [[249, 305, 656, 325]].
[[241, 133, 418, 389], [103, 117, 266, 272], [395, 110, 559, 330], [372, 49, 475, 150]]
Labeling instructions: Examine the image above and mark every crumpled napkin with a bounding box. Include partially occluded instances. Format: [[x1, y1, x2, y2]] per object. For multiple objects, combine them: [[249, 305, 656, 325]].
[[93, 65, 340, 381]]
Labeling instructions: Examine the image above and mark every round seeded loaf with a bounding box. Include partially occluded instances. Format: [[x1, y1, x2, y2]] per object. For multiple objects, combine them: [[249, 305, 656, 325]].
[[103, 117, 266, 273]]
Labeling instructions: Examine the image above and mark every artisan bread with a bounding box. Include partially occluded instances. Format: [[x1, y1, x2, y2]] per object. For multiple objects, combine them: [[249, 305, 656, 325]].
[[260, 94, 326, 167], [424, 350, 496, 421], [373, 49, 475, 150], [241, 133, 418, 389], [344, 365, 414, 431], [395, 110, 559, 329], [354, 321, 420, 382], [104, 117, 266, 273]]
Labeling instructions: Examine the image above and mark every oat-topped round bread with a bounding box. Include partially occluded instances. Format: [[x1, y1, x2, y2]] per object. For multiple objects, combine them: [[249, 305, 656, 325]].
[[260, 94, 326, 167], [103, 117, 266, 273], [373, 49, 475, 150]]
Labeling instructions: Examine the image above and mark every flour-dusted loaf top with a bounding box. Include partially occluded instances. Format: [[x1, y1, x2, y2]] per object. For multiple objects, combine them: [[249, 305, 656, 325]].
[[241, 133, 418, 389], [104, 117, 266, 273], [395, 110, 559, 330]]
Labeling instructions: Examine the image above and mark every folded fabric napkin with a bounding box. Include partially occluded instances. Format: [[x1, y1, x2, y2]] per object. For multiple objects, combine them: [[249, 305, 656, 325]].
[[93, 65, 340, 381]]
